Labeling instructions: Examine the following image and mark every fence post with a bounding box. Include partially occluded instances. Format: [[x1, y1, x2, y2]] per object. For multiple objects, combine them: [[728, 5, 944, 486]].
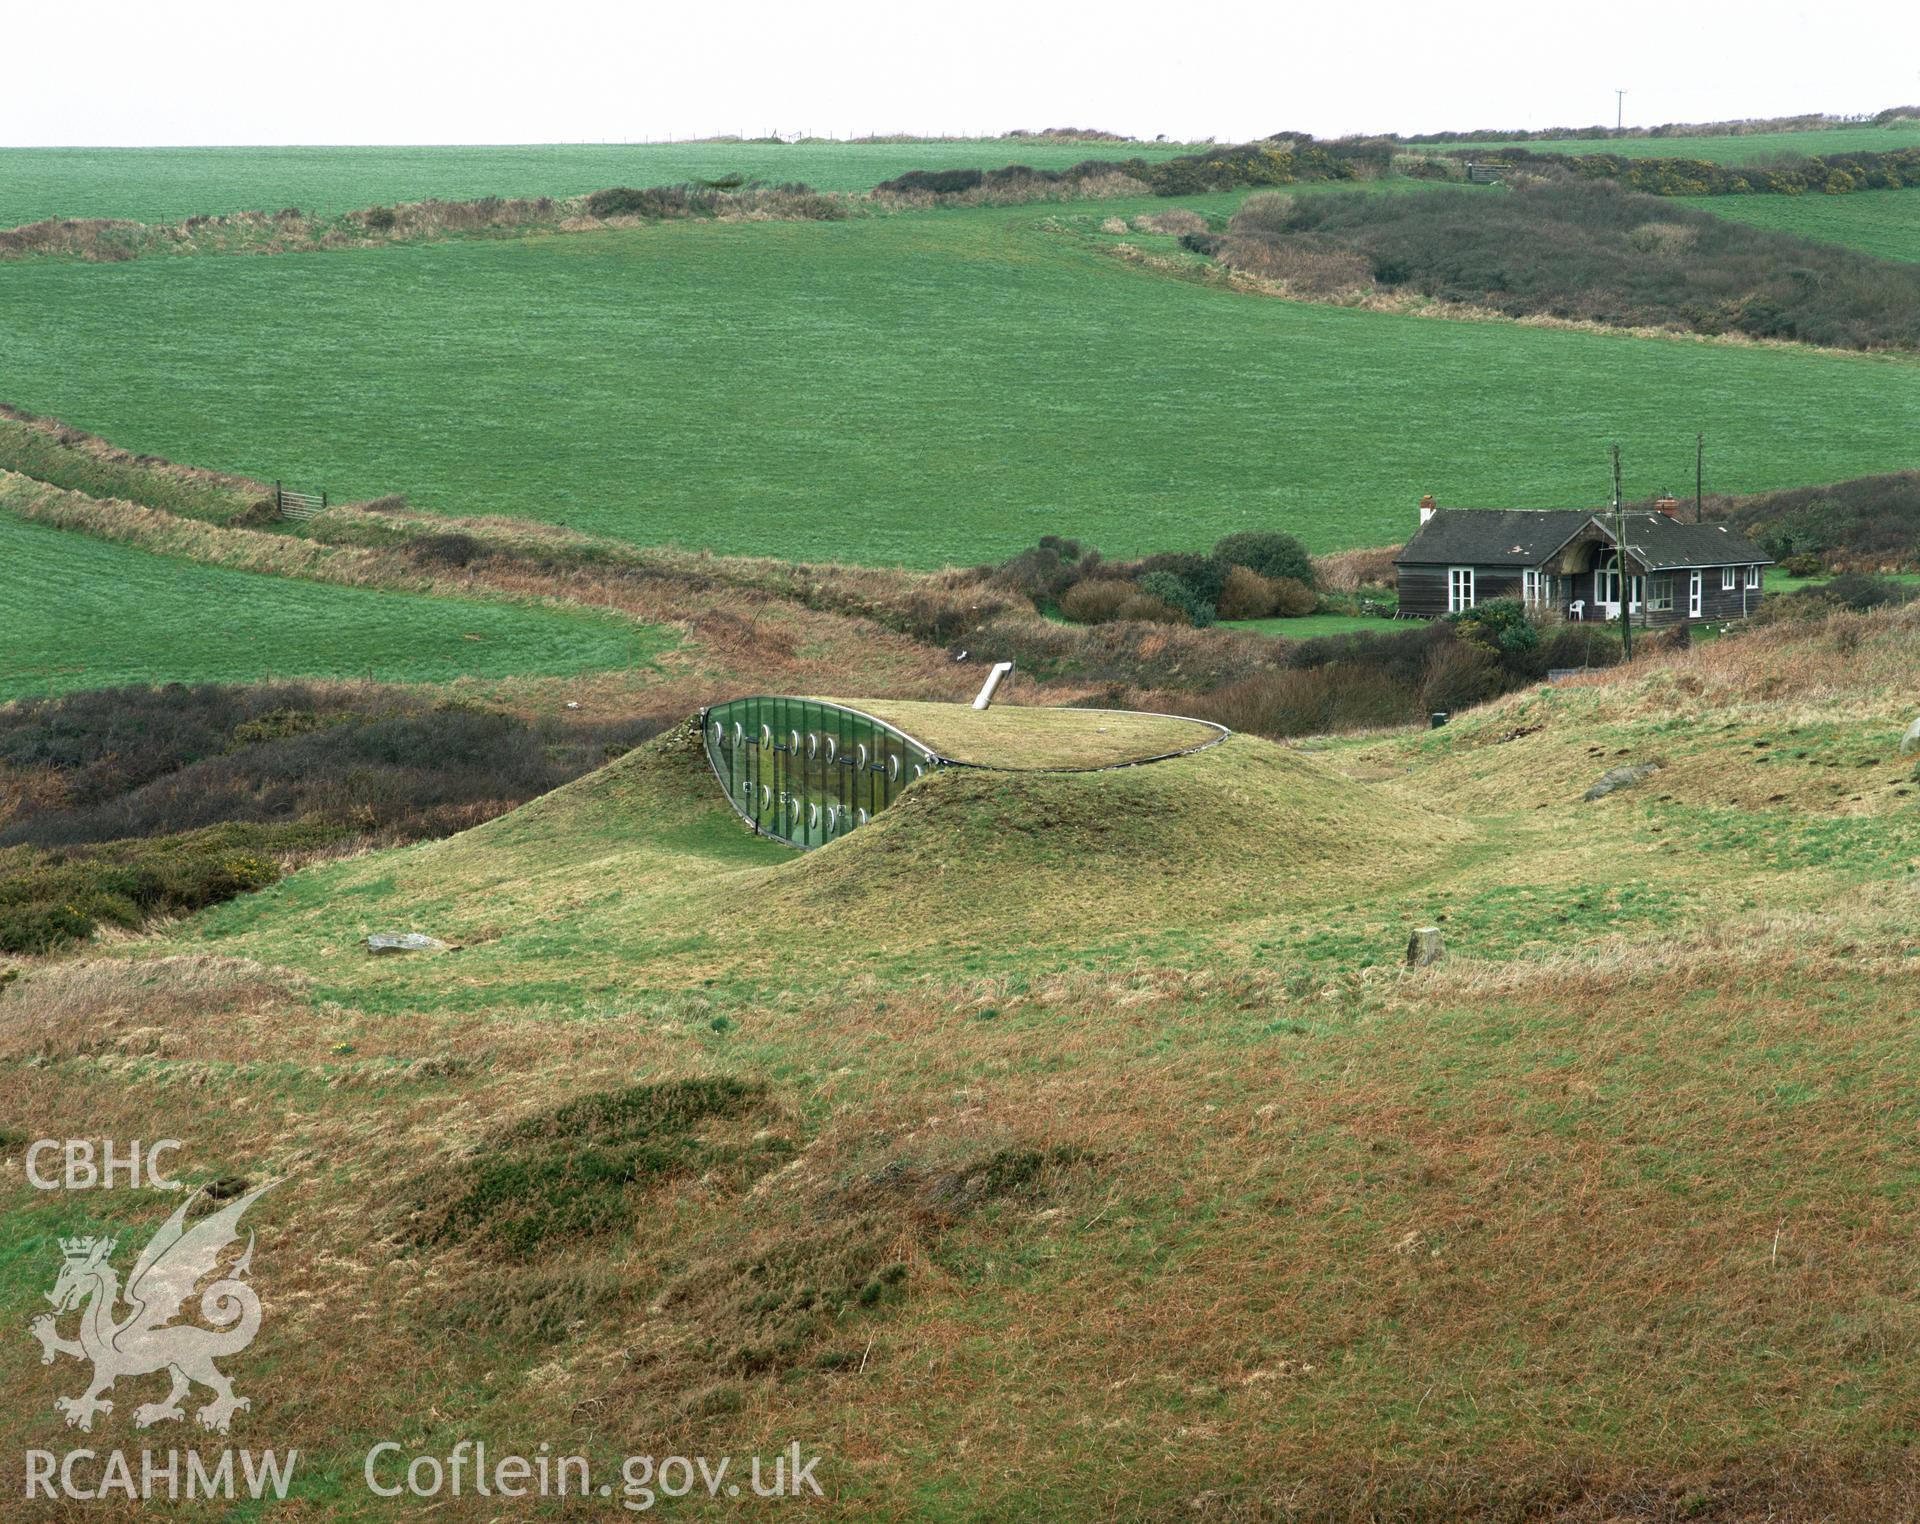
[[275, 480, 282, 517]]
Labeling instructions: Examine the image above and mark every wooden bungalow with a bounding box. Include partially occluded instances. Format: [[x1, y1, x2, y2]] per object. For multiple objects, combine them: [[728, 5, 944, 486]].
[[1394, 496, 1772, 626]]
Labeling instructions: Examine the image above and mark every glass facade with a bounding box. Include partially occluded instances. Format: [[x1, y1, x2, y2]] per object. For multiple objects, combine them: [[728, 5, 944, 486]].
[[701, 697, 940, 849]]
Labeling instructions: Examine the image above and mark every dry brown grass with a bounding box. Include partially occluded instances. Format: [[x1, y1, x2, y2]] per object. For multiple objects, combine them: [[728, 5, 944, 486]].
[[1218, 232, 1375, 299], [1132, 208, 1209, 236], [1312, 543, 1400, 591], [0, 953, 302, 1061]]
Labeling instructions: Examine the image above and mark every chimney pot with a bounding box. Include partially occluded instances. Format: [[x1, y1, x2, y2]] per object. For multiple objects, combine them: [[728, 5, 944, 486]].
[[1419, 493, 1436, 526], [1655, 496, 1680, 518]]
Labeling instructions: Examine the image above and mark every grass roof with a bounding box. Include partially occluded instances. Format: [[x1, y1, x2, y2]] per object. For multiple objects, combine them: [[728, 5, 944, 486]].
[[814, 697, 1221, 770]]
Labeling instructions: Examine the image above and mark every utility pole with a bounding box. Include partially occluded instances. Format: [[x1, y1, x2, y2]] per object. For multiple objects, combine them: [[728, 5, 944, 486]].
[[1615, 90, 1627, 131], [1695, 432, 1704, 522], [1613, 444, 1632, 660]]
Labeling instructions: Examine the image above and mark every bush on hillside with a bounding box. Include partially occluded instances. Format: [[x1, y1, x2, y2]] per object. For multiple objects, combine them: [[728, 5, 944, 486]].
[[1058, 579, 1138, 623], [992, 536, 1095, 601], [0, 828, 290, 954], [1449, 597, 1542, 657], [1798, 573, 1918, 611], [1703, 469, 1920, 565], [1214, 530, 1315, 586], [1214, 566, 1277, 620], [1208, 178, 1920, 350], [1133, 552, 1232, 607], [1268, 576, 1317, 618], [1134, 571, 1214, 627], [878, 167, 986, 195]]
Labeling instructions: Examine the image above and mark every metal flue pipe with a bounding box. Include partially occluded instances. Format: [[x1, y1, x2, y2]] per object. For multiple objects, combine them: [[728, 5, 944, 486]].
[[971, 662, 1014, 710]]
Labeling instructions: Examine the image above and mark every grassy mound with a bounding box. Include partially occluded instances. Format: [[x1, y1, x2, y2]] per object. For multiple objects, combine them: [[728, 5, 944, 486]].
[[169, 716, 1464, 998], [830, 697, 1220, 768]]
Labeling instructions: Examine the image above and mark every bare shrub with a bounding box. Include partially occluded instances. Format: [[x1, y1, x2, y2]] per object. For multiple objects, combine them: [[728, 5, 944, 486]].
[[1133, 209, 1209, 236], [1116, 592, 1185, 625], [406, 532, 490, 568], [1100, 216, 1129, 234], [1228, 191, 1298, 237], [1312, 546, 1400, 592], [1214, 565, 1279, 621], [1628, 221, 1699, 255], [1059, 579, 1138, 624], [1268, 575, 1318, 617], [1418, 638, 1505, 714], [1184, 663, 1410, 738], [1220, 234, 1374, 298]]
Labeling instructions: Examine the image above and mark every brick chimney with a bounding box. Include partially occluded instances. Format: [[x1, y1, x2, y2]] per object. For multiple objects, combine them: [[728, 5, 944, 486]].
[[1419, 493, 1437, 526], [1654, 496, 1680, 518]]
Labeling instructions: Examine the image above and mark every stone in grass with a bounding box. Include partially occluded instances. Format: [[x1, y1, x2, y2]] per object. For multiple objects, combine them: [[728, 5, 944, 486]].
[[1584, 762, 1662, 802], [1902, 716, 1920, 756], [366, 933, 449, 955], [1406, 927, 1444, 968]]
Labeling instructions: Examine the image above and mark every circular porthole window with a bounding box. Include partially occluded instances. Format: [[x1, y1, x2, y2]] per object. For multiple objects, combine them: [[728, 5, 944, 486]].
[[808, 803, 819, 827], [825, 736, 838, 761], [760, 725, 772, 747], [711, 721, 723, 747], [761, 785, 772, 808], [732, 723, 744, 745], [913, 763, 925, 779], [888, 755, 900, 781], [856, 807, 870, 826], [789, 729, 800, 752], [806, 732, 819, 759], [857, 744, 869, 767]]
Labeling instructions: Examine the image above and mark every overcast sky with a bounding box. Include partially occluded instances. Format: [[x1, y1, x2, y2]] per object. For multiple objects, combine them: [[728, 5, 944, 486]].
[[5, 0, 1915, 147]]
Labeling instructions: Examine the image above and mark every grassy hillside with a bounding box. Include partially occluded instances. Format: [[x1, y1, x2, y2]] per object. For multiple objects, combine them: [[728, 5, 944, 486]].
[[1423, 121, 1920, 162], [0, 508, 670, 698], [1683, 185, 1920, 262], [0, 140, 1204, 227], [6, 613, 1920, 1516], [6, 199, 1918, 566]]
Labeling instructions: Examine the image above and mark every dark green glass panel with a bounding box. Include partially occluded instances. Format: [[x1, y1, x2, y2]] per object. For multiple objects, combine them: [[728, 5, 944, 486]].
[[702, 697, 938, 850]]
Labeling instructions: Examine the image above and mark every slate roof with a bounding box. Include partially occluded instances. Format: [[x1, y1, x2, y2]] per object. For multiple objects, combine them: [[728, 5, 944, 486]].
[[1395, 509, 1594, 568], [1397, 508, 1771, 572], [1615, 513, 1773, 571]]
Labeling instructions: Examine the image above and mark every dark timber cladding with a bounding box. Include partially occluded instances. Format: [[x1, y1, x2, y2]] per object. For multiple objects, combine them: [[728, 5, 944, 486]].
[[1394, 504, 1772, 626], [703, 696, 937, 850]]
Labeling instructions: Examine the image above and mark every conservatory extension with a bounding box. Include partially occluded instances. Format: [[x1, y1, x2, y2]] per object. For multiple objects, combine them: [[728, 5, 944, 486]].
[[701, 696, 1227, 849]]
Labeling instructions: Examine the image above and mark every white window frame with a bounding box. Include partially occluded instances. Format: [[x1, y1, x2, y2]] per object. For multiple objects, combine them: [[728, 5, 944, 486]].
[[1522, 568, 1554, 608], [1720, 565, 1737, 591], [1594, 553, 1641, 610], [1688, 569, 1703, 618], [1746, 564, 1762, 589], [1647, 575, 1674, 614], [1447, 566, 1476, 613]]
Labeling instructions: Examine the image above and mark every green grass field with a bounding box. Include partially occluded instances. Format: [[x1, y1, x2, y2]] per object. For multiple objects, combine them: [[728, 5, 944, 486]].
[[0, 510, 669, 698], [1678, 185, 1920, 262], [1220, 611, 1399, 637], [1423, 121, 1920, 162], [0, 140, 1206, 227], [5, 197, 1917, 567]]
